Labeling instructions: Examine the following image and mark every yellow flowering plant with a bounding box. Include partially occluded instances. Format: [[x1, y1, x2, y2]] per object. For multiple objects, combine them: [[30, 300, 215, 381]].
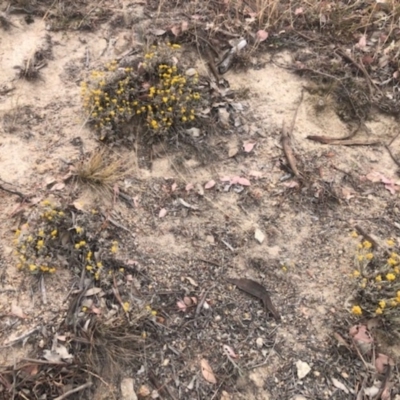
[[80, 42, 203, 139], [349, 232, 400, 324]]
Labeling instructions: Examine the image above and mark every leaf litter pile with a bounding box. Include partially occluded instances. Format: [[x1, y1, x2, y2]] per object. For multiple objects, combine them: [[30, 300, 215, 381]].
[[1, 0, 400, 399]]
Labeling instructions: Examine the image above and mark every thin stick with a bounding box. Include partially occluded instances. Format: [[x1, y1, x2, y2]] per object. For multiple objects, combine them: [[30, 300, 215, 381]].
[[281, 91, 304, 179], [195, 285, 215, 317], [355, 225, 378, 249], [53, 381, 92, 400]]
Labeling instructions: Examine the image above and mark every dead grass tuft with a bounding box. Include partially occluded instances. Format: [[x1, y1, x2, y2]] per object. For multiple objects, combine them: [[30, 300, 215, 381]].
[[72, 148, 133, 195]]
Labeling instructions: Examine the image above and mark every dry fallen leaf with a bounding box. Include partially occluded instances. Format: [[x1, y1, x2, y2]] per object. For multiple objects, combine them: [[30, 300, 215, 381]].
[[170, 25, 181, 36], [331, 378, 349, 394], [249, 170, 263, 178], [223, 345, 238, 359], [50, 182, 65, 191], [177, 300, 187, 312], [357, 34, 367, 49], [11, 302, 27, 319], [243, 142, 256, 153], [185, 183, 194, 191], [171, 182, 177, 192], [375, 353, 394, 374], [350, 324, 373, 354], [159, 208, 167, 218], [204, 180, 216, 189], [200, 359, 217, 384]]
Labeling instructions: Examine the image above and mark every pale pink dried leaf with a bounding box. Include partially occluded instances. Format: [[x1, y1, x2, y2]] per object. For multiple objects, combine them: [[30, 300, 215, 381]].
[[243, 142, 256, 152], [385, 183, 397, 195], [185, 183, 194, 191], [200, 359, 217, 384], [159, 208, 167, 218], [223, 345, 238, 359], [282, 180, 299, 188], [177, 300, 187, 312], [357, 35, 367, 49], [237, 177, 251, 186], [295, 7, 303, 15], [365, 171, 383, 183], [230, 176, 240, 185], [204, 180, 216, 189], [256, 30, 268, 42], [171, 182, 177, 192]]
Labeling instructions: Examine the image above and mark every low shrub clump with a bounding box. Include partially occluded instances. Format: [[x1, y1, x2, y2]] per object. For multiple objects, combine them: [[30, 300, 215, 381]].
[[349, 232, 400, 327], [80, 42, 202, 139]]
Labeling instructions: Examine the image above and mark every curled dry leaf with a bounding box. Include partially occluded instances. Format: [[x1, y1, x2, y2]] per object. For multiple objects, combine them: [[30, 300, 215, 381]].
[[223, 344, 238, 359], [204, 180, 216, 189], [171, 182, 177, 192], [331, 378, 349, 394], [200, 358, 217, 384], [159, 208, 167, 218]]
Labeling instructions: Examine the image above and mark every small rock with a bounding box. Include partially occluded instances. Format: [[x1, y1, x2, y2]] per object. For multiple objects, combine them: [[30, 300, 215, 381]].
[[120, 378, 138, 400], [254, 229, 265, 244], [295, 360, 311, 380]]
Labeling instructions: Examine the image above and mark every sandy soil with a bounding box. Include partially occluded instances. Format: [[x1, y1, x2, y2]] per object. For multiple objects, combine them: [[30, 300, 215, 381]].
[[1, 2, 399, 400]]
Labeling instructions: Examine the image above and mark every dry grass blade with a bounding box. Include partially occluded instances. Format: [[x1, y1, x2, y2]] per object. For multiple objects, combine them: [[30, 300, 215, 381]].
[[73, 148, 133, 195]]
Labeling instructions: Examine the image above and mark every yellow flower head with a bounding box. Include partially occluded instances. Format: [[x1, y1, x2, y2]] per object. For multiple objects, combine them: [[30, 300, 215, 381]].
[[386, 273, 396, 281], [352, 270, 360, 278], [365, 253, 374, 260], [375, 307, 383, 315], [351, 305, 362, 315], [351, 231, 358, 238], [363, 241, 372, 249], [387, 239, 395, 247], [388, 258, 398, 266], [379, 300, 386, 309], [375, 275, 382, 282]]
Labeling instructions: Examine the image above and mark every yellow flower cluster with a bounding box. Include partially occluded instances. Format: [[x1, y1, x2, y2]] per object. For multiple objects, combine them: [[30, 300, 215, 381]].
[[144, 62, 199, 132], [80, 43, 201, 136], [350, 233, 400, 318], [13, 200, 64, 275]]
